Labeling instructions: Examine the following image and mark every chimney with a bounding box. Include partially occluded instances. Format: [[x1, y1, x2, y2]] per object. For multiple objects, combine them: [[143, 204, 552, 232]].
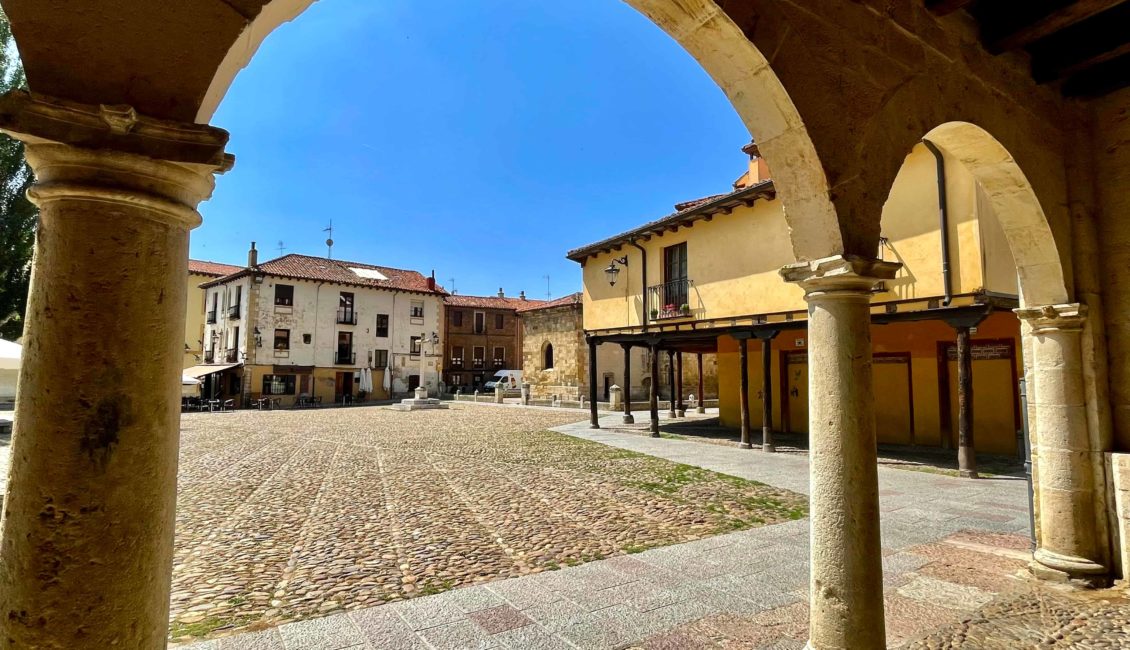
[[519, 291, 526, 301], [426, 276, 436, 291], [248, 241, 258, 268], [498, 287, 505, 298]]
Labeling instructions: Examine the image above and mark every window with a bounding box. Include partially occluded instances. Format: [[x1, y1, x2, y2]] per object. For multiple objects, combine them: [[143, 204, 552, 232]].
[[411, 336, 422, 355], [663, 242, 689, 307], [474, 312, 485, 334], [302, 333, 312, 344], [373, 349, 389, 368], [263, 374, 296, 395], [336, 332, 354, 365], [451, 346, 464, 366], [473, 346, 485, 368], [453, 310, 463, 327], [544, 343, 555, 370], [451, 373, 463, 385], [274, 329, 290, 350], [410, 300, 424, 319], [338, 292, 356, 324], [495, 313, 504, 329], [275, 284, 294, 306], [493, 347, 505, 363], [376, 314, 389, 338]]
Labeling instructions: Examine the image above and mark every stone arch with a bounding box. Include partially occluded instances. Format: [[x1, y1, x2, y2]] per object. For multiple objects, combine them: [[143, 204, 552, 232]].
[[196, 0, 842, 261], [918, 122, 1069, 307]]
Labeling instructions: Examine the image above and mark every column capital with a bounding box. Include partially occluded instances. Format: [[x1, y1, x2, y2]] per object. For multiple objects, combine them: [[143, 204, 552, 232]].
[[780, 254, 901, 295], [0, 90, 233, 169], [1014, 303, 1087, 333]]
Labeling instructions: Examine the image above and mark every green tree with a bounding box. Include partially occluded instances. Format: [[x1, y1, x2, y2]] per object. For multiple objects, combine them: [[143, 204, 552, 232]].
[[0, 9, 35, 341]]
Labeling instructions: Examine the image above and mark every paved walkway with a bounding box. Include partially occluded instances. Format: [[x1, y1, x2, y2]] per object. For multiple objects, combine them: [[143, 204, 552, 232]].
[[182, 407, 1033, 649]]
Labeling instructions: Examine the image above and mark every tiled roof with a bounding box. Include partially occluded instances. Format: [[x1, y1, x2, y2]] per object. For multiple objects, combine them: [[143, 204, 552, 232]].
[[445, 294, 546, 310], [566, 180, 775, 262], [516, 292, 582, 313], [188, 259, 244, 277], [200, 254, 447, 295], [673, 193, 728, 212]]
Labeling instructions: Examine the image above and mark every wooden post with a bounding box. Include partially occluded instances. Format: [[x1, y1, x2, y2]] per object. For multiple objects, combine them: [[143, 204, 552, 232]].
[[955, 326, 977, 477], [696, 353, 706, 413], [739, 336, 752, 449], [588, 337, 600, 429], [621, 343, 634, 424], [676, 352, 685, 416], [667, 350, 677, 418], [762, 335, 776, 452], [649, 344, 660, 437]]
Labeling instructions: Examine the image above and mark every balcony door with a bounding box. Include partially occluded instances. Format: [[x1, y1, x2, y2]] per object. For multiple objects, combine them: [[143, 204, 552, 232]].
[[663, 242, 688, 309], [337, 331, 353, 365]]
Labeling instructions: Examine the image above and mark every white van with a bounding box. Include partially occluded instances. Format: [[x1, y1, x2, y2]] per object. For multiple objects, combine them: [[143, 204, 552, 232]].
[[484, 370, 522, 391]]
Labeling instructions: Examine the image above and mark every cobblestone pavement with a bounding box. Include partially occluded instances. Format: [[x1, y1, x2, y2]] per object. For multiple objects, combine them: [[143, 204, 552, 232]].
[[179, 406, 1049, 649], [169, 404, 806, 640]]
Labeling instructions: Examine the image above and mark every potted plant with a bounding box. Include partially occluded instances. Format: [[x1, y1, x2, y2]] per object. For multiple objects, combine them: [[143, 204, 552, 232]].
[[679, 303, 690, 314], [650, 308, 659, 319]]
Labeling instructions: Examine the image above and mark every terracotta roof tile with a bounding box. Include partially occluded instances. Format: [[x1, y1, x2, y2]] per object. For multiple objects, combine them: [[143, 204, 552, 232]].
[[188, 259, 244, 277], [445, 294, 546, 310], [516, 292, 582, 313], [201, 254, 447, 295]]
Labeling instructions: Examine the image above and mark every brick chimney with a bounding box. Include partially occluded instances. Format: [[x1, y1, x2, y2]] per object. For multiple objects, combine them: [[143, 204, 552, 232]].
[[248, 241, 258, 268]]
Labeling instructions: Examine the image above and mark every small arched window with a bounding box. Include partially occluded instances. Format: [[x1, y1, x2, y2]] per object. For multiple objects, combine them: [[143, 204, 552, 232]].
[[544, 343, 555, 370]]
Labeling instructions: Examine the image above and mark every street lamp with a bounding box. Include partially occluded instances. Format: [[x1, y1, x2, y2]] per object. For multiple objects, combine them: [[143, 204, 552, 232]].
[[605, 256, 628, 286]]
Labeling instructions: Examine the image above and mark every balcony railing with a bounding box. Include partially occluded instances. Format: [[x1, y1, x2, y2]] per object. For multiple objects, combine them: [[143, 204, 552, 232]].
[[227, 304, 241, 319], [492, 359, 505, 368], [472, 359, 484, 368], [224, 348, 239, 363], [335, 349, 356, 365], [206, 310, 217, 324], [204, 352, 215, 364], [647, 279, 692, 321], [336, 308, 357, 325], [450, 358, 464, 368]]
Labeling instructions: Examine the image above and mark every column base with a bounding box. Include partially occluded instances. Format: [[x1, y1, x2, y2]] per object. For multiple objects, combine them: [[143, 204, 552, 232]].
[[958, 469, 979, 479], [739, 443, 753, 450], [696, 407, 706, 414], [676, 409, 686, 418], [1030, 548, 1109, 587], [589, 424, 601, 430], [622, 414, 635, 424], [763, 443, 776, 453]]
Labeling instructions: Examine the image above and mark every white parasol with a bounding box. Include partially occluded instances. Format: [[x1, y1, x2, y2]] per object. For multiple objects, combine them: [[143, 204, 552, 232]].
[[382, 362, 391, 395], [0, 339, 21, 371]]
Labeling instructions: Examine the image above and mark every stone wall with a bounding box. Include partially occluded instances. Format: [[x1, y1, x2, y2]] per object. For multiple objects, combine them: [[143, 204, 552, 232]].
[[520, 303, 586, 400]]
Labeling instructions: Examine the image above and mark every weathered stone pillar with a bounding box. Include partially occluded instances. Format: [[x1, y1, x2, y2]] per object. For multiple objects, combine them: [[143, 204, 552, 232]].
[[1016, 303, 1109, 585], [649, 344, 660, 437], [621, 344, 635, 424], [955, 326, 978, 478], [738, 335, 752, 449], [781, 255, 899, 650], [696, 353, 706, 414], [587, 337, 599, 429], [0, 91, 230, 649]]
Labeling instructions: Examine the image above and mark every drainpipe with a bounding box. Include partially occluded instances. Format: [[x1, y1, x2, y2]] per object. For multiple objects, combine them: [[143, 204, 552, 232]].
[[922, 139, 953, 307], [629, 238, 648, 332]]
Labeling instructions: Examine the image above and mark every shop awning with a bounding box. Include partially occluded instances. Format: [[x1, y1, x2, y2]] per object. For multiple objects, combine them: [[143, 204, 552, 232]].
[[183, 363, 241, 379]]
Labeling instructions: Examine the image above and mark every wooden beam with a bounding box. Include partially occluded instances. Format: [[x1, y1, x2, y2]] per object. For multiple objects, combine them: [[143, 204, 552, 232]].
[[1036, 40, 1130, 82], [989, 0, 1129, 52], [926, 0, 976, 17], [1062, 51, 1130, 96]]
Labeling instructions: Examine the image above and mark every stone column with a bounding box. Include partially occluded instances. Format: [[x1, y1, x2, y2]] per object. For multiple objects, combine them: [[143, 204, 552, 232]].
[[0, 91, 230, 649], [666, 350, 677, 418], [955, 326, 978, 478], [759, 333, 777, 452], [696, 353, 706, 414], [738, 336, 752, 449], [675, 352, 685, 417], [781, 255, 900, 650], [649, 344, 660, 437], [622, 343, 635, 424], [587, 337, 599, 429], [1015, 303, 1108, 585]]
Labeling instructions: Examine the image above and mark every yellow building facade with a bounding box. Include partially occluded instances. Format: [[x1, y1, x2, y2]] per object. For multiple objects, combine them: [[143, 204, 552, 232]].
[[185, 260, 243, 369], [572, 142, 1022, 459]]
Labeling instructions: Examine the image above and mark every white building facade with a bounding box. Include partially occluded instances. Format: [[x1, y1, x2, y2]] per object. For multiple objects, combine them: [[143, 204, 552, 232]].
[[194, 248, 446, 406]]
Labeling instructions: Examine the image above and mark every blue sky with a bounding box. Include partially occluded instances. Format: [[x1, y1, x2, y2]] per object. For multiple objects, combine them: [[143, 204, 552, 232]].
[[197, 0, 748, 299]]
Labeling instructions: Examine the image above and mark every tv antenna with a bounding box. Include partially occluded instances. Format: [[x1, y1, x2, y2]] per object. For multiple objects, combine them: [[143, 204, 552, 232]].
[[323, 219, 334, 259], [543, 275, 551, 300], [448, 277, 457, 295], [276, 240, 287, 256]]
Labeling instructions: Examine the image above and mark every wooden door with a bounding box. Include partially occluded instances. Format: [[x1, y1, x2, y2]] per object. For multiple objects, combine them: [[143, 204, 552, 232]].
[[943, 339, 1020, 456], [784, 352, 809, 435], [873, 354, 913, 445]]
